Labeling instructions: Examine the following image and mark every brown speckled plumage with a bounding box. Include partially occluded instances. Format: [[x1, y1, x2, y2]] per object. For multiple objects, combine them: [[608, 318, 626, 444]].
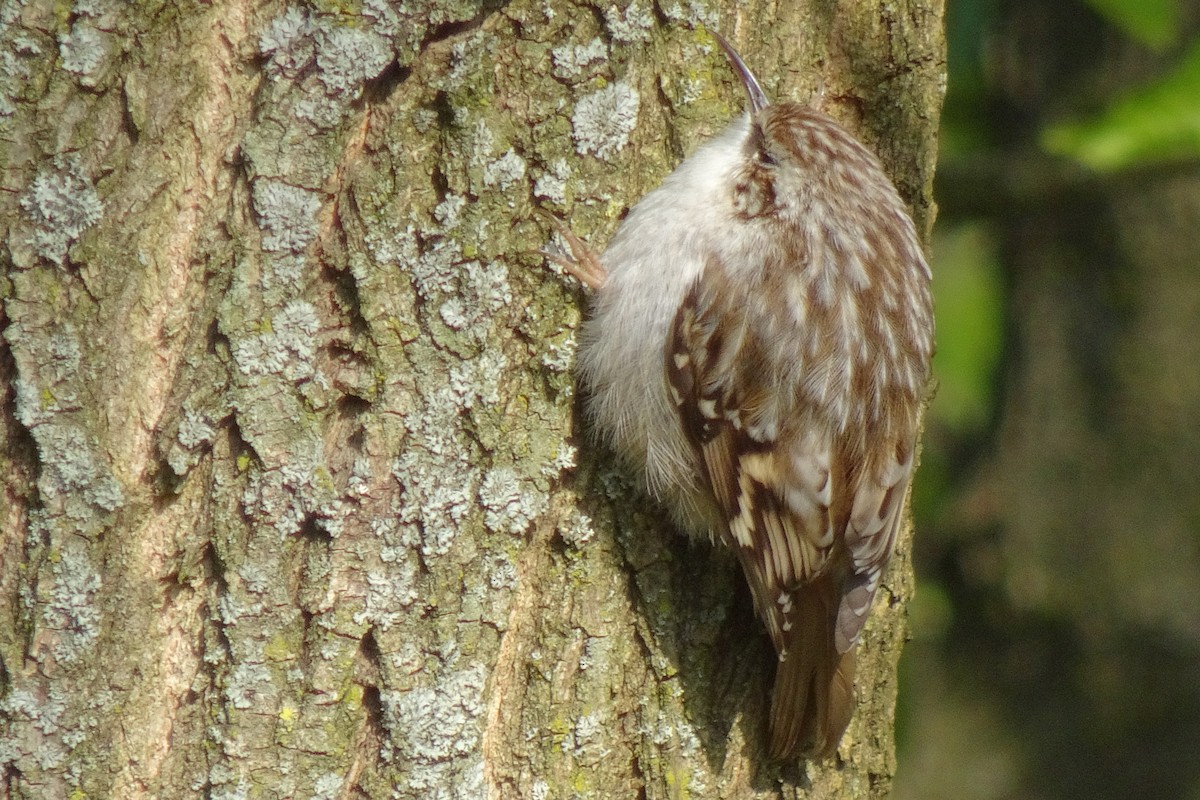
[[549, 33, 933, 759]]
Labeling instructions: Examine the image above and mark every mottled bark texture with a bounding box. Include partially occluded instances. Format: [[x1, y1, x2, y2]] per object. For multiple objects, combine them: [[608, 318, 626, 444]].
[[0, 1, 943, 798]]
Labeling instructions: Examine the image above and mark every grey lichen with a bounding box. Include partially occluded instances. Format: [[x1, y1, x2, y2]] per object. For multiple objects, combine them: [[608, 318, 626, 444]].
[[70, 0, 111, 16], [314, 25, 392, 97], [533, 158, 571, 204], [252, 180, 322, 253], [447, 351, 506, 409], [40, 425, 93, 490], [6, 316, 126, 529], [166, 388, 228, 476], [311, 773, 345, 799], [403, 237, 462, 299], [486, 553, 518, 590], [265, 253, 307, 290], [259, 6, 315, 78], [390, 229, 513, 342], [479, 467, 548, 536], [42, 541, 102, 664], [0, 26, 39, 117], [236, 564, 271, 595], [19, 155, 103, 265], [362, 0, 404, 38], [231, 300, 320, 380], [1, 688, 65, 736], [59, 21, 107, 82], [661, 0, 719, 27], [445, 35, 491, 91], [579, 636, 612, 672], [241, 435, 336, 538], [260, 7, 392, 99], [207, 775, 250, 800], [540, 335, 577, 374], [572, 82, 640, 160], [47, 328, 82, 377], [433, 194, 466, 229], [347, 455, 373, 496], [561, 509, 596, 549], [8, 328, 82, 432], [391, 386, 479, 558], [354, 565, 419, 629], [551, 38, 608, 80], [482, 149, 527, 191], [383, 664, 487, 793], [226, 660, 272, 710], [411, 107, 438, 133], [177, 404, 217, 450], [562, 711, 610, 763], [369, 561, 407, 603], [217, 593, 265, 628], [438, 297, 472, 331], [463, 261, 513, 323], [605, 0, 655, 42], [11, 30, 42, 55], [31, 421, 125, 515], [0, 684, 70, 771], [539, 441, 577, 479]]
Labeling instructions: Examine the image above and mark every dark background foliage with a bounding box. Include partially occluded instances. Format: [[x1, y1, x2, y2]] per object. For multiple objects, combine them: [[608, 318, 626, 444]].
[[896, 0, 1200, 797]]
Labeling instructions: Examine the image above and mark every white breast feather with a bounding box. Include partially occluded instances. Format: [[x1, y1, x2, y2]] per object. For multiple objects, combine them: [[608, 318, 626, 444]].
[[579, 117, 760, 511]]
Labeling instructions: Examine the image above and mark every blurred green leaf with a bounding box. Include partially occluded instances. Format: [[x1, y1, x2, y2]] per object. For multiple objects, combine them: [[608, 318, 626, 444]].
[[1042, 40, 1200, 172], [1083, 0, 1178, 49], [928, 223, 1004, 436], [907, 580, 954, 643]]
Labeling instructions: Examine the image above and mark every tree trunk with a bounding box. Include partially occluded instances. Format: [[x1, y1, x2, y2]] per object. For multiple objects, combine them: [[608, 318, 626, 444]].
[[0, 2, 944, 798]]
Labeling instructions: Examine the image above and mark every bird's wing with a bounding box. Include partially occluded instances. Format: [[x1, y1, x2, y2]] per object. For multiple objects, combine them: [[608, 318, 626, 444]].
[[666, 253, 917, 757], [667, 258, 838, 649]]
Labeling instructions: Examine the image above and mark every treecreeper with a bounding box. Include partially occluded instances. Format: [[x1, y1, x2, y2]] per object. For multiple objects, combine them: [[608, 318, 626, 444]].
[[543, 31, 934, 759]]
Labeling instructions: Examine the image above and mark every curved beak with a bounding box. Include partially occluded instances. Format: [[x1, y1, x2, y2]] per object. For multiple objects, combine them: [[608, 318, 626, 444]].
[[711, 31, 770, 114]]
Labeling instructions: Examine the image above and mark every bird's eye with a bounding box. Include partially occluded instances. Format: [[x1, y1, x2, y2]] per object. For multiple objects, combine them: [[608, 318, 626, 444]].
[[748, 124, 776, 167]]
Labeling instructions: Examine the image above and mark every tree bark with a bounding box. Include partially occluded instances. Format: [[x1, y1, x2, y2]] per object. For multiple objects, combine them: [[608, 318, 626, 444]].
[[0, 1, 944, 798]]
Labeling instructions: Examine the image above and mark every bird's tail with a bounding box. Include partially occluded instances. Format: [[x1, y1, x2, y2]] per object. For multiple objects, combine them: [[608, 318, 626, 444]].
[[767, 578, 857, 760]]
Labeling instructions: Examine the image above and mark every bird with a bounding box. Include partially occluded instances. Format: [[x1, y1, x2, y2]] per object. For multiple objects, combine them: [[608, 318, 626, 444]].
[[542, 30, 934, 759]]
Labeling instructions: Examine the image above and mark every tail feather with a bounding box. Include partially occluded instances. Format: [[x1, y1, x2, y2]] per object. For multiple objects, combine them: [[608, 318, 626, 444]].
[[768, 580, 857, 759]]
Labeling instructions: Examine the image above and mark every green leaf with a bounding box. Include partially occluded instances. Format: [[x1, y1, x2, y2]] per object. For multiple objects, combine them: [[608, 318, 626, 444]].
[[928, 223, 1004, 436], [1084, 0, 1178, 49], [1042, 40, 1200, 172], [909, 223, 1003, 529]]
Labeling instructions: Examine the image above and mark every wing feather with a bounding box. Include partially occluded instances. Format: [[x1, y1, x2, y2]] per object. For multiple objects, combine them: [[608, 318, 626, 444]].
[[666, 253, 920, 758], [668, 265, 838, 653]]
